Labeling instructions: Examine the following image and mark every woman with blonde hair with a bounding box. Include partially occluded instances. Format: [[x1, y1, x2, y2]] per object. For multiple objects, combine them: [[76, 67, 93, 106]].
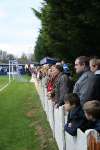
[[89, 58, 100, 73]]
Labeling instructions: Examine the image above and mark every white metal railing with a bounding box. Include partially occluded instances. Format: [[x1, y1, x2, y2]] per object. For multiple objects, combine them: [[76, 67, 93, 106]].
[[33, 77, 100, 150]]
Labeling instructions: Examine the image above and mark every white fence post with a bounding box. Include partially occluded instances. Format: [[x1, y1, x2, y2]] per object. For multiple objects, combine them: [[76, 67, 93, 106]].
[[54, 106, 66, 150]]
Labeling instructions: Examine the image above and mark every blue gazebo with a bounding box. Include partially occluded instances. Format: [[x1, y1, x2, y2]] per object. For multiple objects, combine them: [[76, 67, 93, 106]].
[[40, 57, 57, 65]]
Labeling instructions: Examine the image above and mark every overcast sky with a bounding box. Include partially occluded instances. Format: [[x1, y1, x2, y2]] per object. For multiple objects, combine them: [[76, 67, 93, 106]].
[[0, 0, 42, 57]]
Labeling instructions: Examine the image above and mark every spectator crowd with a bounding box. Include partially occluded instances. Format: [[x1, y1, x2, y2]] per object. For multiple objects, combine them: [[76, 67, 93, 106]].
[[32, 56, 100, 136]]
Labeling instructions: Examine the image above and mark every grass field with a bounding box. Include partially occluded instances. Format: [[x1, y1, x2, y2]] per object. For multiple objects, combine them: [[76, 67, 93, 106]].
[[0, 76, 9, 88], [0, 77, 58, 150]]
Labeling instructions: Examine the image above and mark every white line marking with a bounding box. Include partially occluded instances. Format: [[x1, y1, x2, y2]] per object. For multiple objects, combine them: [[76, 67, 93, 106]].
[[0, 83, 9, 92]]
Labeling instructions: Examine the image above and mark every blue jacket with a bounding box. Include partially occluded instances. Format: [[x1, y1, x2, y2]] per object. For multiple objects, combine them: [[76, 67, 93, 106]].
[[63, 63, 70, 74], [64, 106, 86, 136]]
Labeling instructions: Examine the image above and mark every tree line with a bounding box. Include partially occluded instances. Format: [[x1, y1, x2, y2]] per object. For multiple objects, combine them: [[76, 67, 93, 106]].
[[32, 0, 100, 62], [0, 50, 34, 64]]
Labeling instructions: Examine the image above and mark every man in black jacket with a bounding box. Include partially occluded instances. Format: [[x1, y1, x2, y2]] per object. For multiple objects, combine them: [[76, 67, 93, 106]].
[[89, 58, 100, 100]]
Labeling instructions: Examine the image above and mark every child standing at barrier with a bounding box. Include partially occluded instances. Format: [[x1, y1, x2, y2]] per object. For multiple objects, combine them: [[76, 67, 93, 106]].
[[83, 100, 100, 133], [64, 93, 86, 136]]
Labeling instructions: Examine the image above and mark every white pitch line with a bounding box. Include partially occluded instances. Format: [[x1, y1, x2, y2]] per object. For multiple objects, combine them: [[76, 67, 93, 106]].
[[0, 83, 9, 92]]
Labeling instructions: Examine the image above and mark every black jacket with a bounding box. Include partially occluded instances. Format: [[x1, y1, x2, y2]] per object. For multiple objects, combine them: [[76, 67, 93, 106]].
[[90, 72, 100, 101], [87, 120, 100, 133], [64, 106, 86, 136]]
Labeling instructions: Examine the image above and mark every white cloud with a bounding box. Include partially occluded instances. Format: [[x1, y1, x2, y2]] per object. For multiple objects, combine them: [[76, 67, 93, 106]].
[[0, 43, 34, 57], [16, 31, 34, 37], [0, 9, 8, 18], [0, 0, 42, 57]]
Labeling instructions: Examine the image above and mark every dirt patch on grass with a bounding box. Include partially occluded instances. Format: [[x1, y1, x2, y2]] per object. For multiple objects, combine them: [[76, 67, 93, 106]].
[[25, 104, 55, 150], [27, 112, 49, 149], [25, 106, 40, 118], [35, 125, 48, 150], [26, 111, 35, 117]]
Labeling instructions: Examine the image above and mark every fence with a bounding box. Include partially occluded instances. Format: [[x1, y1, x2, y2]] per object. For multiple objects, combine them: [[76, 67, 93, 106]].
[[33, 77, 100, 150]]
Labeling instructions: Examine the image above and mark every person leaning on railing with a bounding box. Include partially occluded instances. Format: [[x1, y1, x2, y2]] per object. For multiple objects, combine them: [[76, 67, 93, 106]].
[[89, 58, 100, 101], [51, 65, 73, 108], [64, 93, 87, 136], [73, 56, 95, 105], [83, 100, 100, 133]]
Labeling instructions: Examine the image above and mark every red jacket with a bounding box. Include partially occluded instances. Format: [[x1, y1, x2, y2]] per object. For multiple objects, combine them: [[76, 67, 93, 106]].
[[47, 81, 53, 92]]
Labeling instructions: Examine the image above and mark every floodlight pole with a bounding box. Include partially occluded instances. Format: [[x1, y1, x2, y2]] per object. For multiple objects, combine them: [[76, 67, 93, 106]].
[[9, 60, 11, 83], [12, 61, 14, 80]]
